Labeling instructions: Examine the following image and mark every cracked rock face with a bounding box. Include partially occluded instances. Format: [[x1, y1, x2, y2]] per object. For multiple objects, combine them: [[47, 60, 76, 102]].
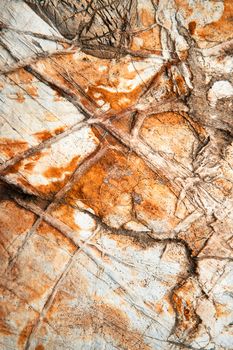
[[0, 1, 233, 349]]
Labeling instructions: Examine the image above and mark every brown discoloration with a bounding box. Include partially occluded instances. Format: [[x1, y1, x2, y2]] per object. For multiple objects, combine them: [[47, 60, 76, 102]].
[[178, 217, 212, 256], [34, 130, 53, 142], [34, 155, 80, 196], [33, 53, 158, 113], [23, 152, 43, 172], [172, 279, 200, 337], [66, 146, 178, 230], [0, 138, 28, 159], [131, 27, 161, 53], [87, 83, 142, 112], [43, 156, 79, 180], [0, 199, 36, 250], [0, 318, 13, 336], [140, 8, 155, 27], [37, 221, 76, 254], [174, 74, 188, 95], [53, 90, 63, 101], [18, 322, 34, 349], [141, 200, 164, 218], [35, 344, 45, 350], [15, 92, 25, 103], [188, 21, 196, 35], [215, 303, 231, 318], [34, 127, 65, 142], [9, 68, 34, 85], [175, 0, 193, 16], [25, 85, 38, 97], [51, 204, 79, 231], [197, 1, 233, 43]]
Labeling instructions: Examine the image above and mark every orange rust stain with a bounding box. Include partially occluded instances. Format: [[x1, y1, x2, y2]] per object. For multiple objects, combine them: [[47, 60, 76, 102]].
[[131, 27, 161, 53], [13, 91, 25, 103], [140, 200, 164, 218], [34, 127, 65, 142], [35, 155, 80, 196], [155, 302, 163, 315], [9, 68, 34, 84], [0, 138, 28, 159], [197, 1, 233, 43], [178, 218, 212, 257], [87, 83, 142, 112], [188, 21, 196, 35], [54, 126, 65, 135], [66, 148, 137, 217], [35, 345, 45, 350], [37, 221, 76, 254], [51, 204, 79, 231], [43, 156, 79, 179], [25, 85, 38, 97], [53, 90, 63, 101], [0, 81, 4, 90], [140, 8, 155, 27], [34, 130, 53, 142], [0, 318, 13, 336], [34, 53, 152, 113], [215, 303, 231, 318], [66, 147, 176, 229], [175, 0, 193, 16], [18, 322, 34, 349], [23, 152, 43, 172], [0, 200, 36, 248], [174, 74, 187, 95]]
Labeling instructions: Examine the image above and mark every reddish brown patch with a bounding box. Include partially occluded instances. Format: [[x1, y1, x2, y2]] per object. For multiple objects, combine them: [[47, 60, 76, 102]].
[[0, 200, 36, 249], [35, 345, 45, 350], [35, 155, 80, 196], [0, 319, 13, 336], [140, 8, 155, 26], [141, 200, 164, 218], [196, 1, 233, 43], [34, 130, 52, 142], [37, 221, 76, 254], [33, 54, 154, 113], [188, 21, 196, 35], [25, 85, 38, 97], [175, 74, 188, 95], [87, 83, 142, 112], [131, 27, 161, 54], [178, 217, 212, 257], [172, 279, 200, 336], [43, 156, 79, 179], [54, 126, 65, 135], [0, 138, 28, 159], [34, 127, 65, 142], [51, 204, 78, 231], [9, 68, 34, 84], [175, 0, 193, 16], [18, 322, 34, 349], [53, 90, 63, 101], [66, 146, 177, 230]]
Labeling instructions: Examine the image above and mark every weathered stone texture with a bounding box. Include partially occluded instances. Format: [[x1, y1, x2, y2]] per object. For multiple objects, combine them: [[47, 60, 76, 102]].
[[0, 0, 233, 349]]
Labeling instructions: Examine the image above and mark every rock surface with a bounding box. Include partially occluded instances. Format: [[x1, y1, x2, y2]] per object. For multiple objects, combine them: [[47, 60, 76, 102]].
[[0, 1, 233, 349]]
